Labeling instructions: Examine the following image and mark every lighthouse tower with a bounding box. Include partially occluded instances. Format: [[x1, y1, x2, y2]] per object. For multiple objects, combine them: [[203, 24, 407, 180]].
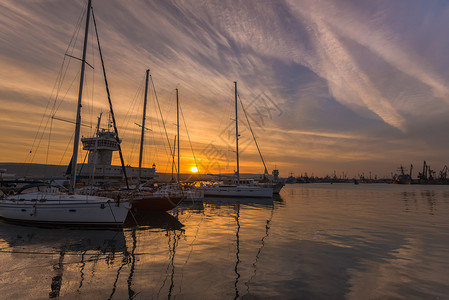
[[77, 127, 155, 185], [82, 129, 120, 166]]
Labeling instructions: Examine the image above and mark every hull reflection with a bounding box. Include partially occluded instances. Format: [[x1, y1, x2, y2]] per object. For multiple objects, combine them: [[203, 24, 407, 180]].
[[204, 196, 275, 207], [124, 210, 184, 231]]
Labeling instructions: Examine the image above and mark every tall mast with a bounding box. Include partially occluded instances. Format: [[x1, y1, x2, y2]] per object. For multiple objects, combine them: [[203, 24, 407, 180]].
[[70, 0, 92, 194], [176, 88, 180, 183], [171, 135, 177, 182], [235, 81, 240, 182], [138, 69, 150, 180]]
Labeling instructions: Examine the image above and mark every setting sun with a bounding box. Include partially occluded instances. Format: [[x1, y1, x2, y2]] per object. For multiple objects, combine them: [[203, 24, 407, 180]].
[[190, 166, 198, 173]]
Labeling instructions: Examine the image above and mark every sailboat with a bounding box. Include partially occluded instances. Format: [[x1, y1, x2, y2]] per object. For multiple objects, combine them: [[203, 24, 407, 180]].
[[202, 82, 273, 198], [0, 0, 130, 225], [129, 75, 185, 211]]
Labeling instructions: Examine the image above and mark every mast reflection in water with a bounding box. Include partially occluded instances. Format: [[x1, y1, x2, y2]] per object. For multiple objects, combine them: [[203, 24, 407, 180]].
[[1, 184, 449, 299]]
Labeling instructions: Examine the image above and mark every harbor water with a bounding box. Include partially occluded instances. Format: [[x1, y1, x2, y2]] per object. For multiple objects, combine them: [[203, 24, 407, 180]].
[[0, 183, 448, 299]]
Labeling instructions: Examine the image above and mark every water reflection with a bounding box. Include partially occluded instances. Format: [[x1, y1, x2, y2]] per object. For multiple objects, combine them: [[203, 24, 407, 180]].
[[0, 222, 127, 298], [182, 196, 282, 299], [401, 189, 442, 215], [234, 203, 241, 300], [0, 210, 185, 299], [124, 211, 184, 231], [2, 186, 447, 299]]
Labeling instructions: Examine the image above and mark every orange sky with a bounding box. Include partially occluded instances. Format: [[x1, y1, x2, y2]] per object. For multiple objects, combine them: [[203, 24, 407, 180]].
[[1, 0, 449, 178]]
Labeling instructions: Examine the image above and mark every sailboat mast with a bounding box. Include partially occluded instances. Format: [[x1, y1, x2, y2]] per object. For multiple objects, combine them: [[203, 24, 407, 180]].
[[235, 81, 240, 182], [171, 135, 177, 181], [176, 88, 180, 183], [138, 69, 150, 180], [70, 0, 92, 194]]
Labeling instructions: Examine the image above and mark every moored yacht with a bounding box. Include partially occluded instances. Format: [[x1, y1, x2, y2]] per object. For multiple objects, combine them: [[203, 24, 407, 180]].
[[202, 82, 273, 198], [202, 181, 273, 198], [0, 0, 130, 226], [0, 183, 129, 225]]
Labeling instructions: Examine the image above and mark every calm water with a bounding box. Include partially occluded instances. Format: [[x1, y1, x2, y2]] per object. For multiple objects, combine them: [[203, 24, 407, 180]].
[[1, 183, 448, 299]]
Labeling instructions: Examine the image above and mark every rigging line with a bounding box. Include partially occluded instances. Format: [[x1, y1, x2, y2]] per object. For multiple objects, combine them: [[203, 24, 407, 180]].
[[53, 69, 82, 117], [27, 113, 55, 174], [58, 131, 75, 166], [92, 7, 130, 188], [24, 4, 85, 167], [123, 74, 145, 137], [33, 63, 81, 158], [64, 1, 86, 58], [150, 75, 176, 170], [49, 3, 84, 118], [88, 20, 96, 134], [157, 87, 177, 172], [150, 75, 173, 157], [26, 45, 82, 170], [201, 88, 234, 175], [167, 90, 179, 173], [179, 102, 199, 172], [77, 148, 90, 184], [82, 73, 93, 135], [45, 117, 54, 175], [125, 77, 145, 165], [52, 5, 86, 115], [49, 1, 84, 114], [238, 94, 269, 175]]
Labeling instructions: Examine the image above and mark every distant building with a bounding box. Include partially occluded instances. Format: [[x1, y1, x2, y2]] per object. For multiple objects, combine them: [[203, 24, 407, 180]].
[[77, 129, 155, 185]]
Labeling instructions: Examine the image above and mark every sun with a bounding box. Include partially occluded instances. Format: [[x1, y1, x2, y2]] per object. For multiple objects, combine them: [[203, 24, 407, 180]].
[[190, 166, 198, 173]]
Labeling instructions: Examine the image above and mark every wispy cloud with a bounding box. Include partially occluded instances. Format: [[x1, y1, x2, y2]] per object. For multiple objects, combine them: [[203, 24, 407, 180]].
[[1, 0, 449, 175]]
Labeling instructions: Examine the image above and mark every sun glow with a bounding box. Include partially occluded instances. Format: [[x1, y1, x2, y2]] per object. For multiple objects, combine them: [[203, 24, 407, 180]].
[[190, 166, 198, 173]]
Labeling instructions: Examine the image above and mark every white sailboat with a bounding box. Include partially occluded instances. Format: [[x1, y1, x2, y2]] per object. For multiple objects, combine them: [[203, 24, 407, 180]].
[[0, 0, 130, 225], [202, 82, 273, 198]]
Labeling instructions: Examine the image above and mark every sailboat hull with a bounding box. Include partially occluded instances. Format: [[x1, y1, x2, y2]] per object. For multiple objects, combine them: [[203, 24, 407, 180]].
[[0, 194, 130, 226], [202, 185, 273, 198]]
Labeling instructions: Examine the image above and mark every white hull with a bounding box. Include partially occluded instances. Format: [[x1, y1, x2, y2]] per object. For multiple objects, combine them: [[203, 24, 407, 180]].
[[183, 189, 205, 202], [202, 185, 273, 198], [0, 192, 130, 225]]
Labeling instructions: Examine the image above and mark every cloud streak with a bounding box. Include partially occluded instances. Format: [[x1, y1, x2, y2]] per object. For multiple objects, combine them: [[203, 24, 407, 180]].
[[1, 0, 449, 176]]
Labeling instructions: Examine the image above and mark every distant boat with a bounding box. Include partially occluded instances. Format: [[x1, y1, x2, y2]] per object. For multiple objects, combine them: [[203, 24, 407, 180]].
[[202, 82, 273, 198], [285, 172, 296, 184], [0, 0, 129, 226], [258, 169, 285, 193], [391, 165, 412, 184]]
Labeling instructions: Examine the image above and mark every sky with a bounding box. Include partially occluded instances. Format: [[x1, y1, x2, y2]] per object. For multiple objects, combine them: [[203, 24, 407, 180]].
[[1, 0, 449, 178]]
